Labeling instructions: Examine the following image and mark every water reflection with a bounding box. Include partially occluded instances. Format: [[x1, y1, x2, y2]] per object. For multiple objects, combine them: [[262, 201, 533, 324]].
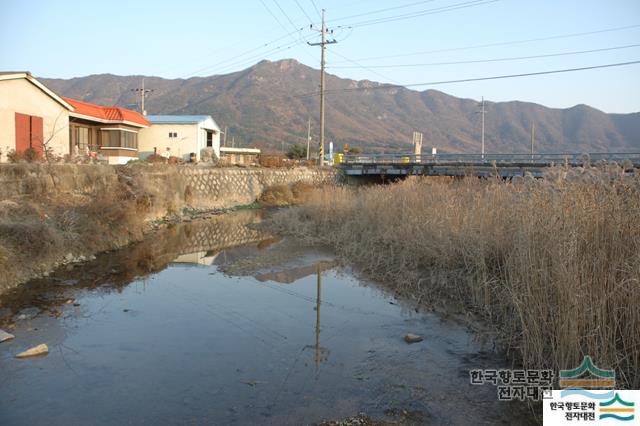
[[0, 211, 538, 426], [0, 210, 269, 321]]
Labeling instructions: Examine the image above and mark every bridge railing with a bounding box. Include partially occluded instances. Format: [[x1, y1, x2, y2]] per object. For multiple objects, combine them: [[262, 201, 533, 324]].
[[341, 152, 640, 166]]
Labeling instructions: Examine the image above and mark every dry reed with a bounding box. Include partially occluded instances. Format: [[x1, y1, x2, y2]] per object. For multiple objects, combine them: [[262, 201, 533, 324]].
[[270, 164, 640, 388]]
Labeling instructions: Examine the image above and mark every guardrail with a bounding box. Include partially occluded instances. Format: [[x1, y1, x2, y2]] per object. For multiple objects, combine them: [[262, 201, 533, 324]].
[[340, 153, 640, 166]]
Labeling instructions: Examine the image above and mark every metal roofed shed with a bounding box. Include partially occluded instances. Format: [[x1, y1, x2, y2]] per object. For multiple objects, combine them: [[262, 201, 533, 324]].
[[219, 146, 261, 166], [138, 115, 221, 161]]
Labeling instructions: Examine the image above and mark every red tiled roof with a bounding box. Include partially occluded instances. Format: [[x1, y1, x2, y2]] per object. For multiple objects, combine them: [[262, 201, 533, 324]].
[[63, 97, 149, 127]]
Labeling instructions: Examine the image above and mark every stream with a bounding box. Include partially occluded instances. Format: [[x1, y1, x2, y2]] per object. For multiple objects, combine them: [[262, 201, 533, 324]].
[[0, 210, 538, 425]]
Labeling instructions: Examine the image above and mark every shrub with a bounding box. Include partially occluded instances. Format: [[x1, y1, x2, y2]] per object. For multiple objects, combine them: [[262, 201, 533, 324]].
[[286, 144, 307, 160], [5, 148, 45, 163], [259, 184, 294, 207]]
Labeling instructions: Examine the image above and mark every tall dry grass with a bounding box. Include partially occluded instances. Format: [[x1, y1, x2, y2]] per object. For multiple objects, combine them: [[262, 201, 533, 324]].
[[270, 165, 640, 388]]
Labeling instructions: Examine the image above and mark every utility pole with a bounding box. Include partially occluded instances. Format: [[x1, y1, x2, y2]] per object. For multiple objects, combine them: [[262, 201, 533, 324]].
[[530, 121, 535, 158], [306, 117, 311, 160], [308, 9, 337, 167], [478, 96, 487, 159], [131, 78, 154, 115], [223, 126, 228, 147]]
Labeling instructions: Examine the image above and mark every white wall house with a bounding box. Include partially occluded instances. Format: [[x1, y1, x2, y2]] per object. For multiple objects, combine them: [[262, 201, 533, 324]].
[[0, 72, 73, 162], [138, 115, 220, 161]]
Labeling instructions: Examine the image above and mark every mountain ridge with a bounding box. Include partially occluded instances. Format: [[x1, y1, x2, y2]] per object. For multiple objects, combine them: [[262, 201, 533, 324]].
[[40, 59, 640, 154]]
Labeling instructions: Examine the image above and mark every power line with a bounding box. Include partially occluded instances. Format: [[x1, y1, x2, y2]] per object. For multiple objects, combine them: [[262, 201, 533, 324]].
[[335, 0, 499, 29], [329, 43, 640, 69], [327, 0, 439, 23], [180, 27, 305, 78], [187, 36, 312, 79], [266, 0, 317, 62], [330, 24, 640, 64], [330, 50, 402, 84], [309, 0, 322, 19], [293, 60, 640, 98], [294, 0, 315, 24], [260, 0, 298, 42], [273, 0, 304, 33]]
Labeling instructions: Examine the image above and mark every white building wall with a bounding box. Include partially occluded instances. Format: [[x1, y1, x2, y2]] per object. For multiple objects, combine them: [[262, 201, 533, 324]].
[[0, 78, 70, 162], [138, 119, 220, 161], [138, 123, 199, 161], [199, 117, 221, 159]]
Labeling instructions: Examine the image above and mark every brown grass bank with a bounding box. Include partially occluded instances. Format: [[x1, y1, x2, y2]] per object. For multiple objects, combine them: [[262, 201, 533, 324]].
[[269, 165, 640, 388]]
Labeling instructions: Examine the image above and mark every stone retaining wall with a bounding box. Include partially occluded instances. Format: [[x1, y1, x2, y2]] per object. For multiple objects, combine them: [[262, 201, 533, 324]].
[[0, 164, 341, 213], [178, 167, 339, 209]]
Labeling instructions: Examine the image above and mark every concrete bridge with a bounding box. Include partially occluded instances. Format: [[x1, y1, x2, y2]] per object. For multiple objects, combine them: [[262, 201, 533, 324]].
[[338, 153, 640, 178]]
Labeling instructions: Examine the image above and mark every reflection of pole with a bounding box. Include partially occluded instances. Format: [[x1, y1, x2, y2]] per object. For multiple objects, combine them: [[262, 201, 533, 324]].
[[307, 117, 311, 161], [315, 262, 322, 377]]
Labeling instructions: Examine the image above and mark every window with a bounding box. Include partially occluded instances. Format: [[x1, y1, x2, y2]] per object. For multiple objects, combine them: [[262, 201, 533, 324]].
[[206, 131, 213, 147], [100, 129, 137, 149], [75, 127, 91, 151], [168, 132, 178, 138]]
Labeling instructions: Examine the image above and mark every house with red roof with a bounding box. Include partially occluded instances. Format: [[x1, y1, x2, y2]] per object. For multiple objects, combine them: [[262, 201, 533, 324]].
[[1, 71, 149, 164], [64, 97, 149, 164]]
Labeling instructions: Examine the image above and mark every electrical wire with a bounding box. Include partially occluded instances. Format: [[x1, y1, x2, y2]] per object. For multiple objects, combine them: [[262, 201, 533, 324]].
[[294, 0, 315, 24], [309, 0, 322, 20], [292, 60, 640, 98], [329, 24, 640, 64], [329, 44, 640, 69], [335, 0, 498, 29], [180, 27, 306, 78], [330, 50, 403, 84], [260, 0, 299, 42], [328, 0, 439, 23]]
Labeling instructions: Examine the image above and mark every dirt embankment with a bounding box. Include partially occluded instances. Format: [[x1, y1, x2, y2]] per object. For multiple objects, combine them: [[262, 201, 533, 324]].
[[0, 163, 338, 294]]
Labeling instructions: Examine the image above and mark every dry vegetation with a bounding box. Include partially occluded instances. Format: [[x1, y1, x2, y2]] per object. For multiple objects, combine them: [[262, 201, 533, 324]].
[[270, 164, 640, 388], [259, 181, 315, 207], [0, 163, 187, 292]]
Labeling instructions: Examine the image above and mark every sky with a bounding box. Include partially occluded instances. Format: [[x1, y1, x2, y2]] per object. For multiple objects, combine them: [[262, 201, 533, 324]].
[[1, 0, 639, 113]]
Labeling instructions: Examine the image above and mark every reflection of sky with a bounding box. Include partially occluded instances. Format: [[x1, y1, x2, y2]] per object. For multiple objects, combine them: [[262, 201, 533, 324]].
[[0, 254, 531, 425]]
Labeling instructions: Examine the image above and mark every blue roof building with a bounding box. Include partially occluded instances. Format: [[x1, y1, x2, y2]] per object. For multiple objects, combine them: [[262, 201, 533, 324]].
[[138, 114, 221, 161]]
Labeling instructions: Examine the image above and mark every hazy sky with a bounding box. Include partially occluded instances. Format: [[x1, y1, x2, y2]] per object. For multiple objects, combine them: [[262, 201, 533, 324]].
[[1, 0, 639, 113]]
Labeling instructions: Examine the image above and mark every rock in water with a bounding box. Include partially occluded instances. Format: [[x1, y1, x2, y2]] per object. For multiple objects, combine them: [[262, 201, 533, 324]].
[[404, 333, 423, 344], [0, 329, 15, 342], [15, 344, 49, 358]]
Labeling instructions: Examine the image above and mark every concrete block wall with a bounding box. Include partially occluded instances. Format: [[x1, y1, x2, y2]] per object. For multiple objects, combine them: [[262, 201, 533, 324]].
[[0, 164, 341, 211], [177, 166, 340, 209]]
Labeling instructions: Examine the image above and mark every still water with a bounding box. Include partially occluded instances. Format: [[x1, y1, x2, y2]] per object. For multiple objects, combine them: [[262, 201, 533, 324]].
[[0, 211, 537, 425]]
